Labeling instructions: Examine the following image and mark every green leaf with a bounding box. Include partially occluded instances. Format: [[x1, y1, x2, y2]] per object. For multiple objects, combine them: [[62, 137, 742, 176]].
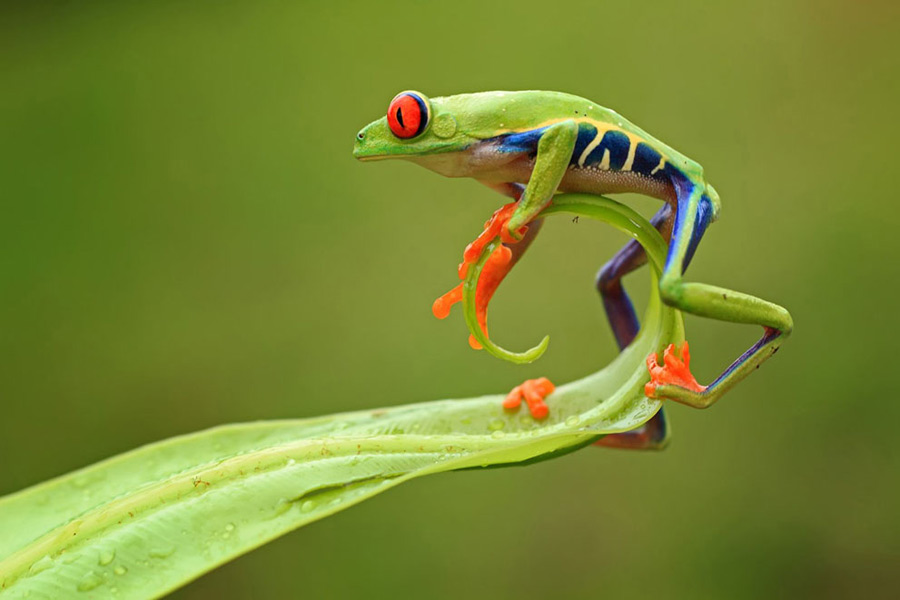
[[0, 194, 683, 599], [462, 236, 551, 364], [462, 194, 669, 362]]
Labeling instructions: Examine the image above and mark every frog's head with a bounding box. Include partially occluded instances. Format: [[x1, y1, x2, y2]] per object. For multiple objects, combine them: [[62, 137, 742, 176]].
[[353, 91, 474, 163]]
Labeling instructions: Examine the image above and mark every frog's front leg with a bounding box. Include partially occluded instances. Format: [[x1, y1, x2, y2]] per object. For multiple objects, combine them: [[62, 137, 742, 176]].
[[480, 136, 583, 420], [505, 120, 578, 239], [650, 180, 793, 408]]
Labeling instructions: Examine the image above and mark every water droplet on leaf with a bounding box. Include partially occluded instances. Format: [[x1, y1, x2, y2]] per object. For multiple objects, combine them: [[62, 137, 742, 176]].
[[273, 498, 293, 516], [149, 545, 175, 558], [77, 571, 103, 592], [28, 555, 54, 575]]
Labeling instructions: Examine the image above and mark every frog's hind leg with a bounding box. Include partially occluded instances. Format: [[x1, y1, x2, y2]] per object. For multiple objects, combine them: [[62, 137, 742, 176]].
[[593, 204, 673, 450], [595, 406, 670, 450], [596, 204, 673, 348], [649, 178, 793, 408]]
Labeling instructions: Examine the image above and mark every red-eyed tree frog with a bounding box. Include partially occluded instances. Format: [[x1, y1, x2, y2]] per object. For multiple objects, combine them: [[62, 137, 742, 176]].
[[353, 90, 792, 450]]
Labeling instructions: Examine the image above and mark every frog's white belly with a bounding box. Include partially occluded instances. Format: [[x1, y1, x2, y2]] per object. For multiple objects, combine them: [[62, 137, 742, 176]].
[[408, 145, 675, 202]]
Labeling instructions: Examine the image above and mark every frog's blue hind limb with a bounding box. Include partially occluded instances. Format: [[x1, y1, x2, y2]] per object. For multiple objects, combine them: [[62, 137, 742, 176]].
[[594, 203, 675, 450], [651, 177, 793, 408], [596, 204, 674, 349]]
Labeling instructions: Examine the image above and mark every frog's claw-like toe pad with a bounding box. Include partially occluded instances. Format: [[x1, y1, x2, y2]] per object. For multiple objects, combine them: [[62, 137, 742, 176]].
[[645, 341, 707, 398], [503, 377, 555, 420]]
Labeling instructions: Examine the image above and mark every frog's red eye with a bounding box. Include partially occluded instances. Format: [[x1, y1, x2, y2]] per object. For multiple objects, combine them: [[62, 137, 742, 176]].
[[387, 92, 430, 139]]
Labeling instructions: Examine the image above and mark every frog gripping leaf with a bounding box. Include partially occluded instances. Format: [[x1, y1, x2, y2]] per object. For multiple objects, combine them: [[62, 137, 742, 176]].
[[354, 90, 792, 442]]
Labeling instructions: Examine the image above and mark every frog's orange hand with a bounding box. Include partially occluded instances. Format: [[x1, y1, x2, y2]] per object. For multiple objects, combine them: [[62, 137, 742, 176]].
[[432, 201, 526, 348], [645, 341, 707, 398], [462, 201, 526, 264], [503, 377, 555, 420], [432, 245, 513, 348]]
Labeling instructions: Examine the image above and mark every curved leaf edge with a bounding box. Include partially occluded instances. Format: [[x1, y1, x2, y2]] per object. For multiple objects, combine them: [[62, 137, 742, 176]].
[[0, 194, 682, 599]]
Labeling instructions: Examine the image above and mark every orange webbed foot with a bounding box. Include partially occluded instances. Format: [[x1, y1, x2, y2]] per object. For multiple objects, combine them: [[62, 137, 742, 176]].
[[645, 341, 707, 398], [432, 200, 527, 348], [462, 201, 527, 264], [503, 377, 555, 420]]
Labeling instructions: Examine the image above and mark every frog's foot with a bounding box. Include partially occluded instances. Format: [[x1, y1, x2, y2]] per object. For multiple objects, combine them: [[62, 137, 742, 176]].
[[462, 201, 527, 264], [645, 341, 707, 398], [432, 243, 512, 349], [433, 200, 531, 349], [502, 377, 555, 420]]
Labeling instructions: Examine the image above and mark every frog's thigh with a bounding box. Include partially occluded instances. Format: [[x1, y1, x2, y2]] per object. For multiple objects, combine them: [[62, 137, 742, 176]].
[[597, 204, 673, 349], [594, 408, 670, 451]]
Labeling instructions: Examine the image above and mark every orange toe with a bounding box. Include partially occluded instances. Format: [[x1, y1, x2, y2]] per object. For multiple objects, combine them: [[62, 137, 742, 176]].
[[645, 341, 707, 398], [503, 377, 555, 419], [433, 201, 530, 349]]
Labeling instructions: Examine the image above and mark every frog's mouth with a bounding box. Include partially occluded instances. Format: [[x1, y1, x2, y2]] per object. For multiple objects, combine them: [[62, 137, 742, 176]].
[[352, 137, 465, 162], [352, 140, 409, 161], [352, 152, 389, 162]]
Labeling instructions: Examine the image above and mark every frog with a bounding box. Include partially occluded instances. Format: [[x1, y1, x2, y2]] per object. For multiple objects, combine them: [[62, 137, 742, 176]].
[[353, 90, 792, 449]]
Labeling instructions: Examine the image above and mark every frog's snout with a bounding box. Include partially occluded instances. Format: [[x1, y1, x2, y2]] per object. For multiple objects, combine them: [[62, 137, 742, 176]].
[[353, 122, 386, 161], [352, 126, 369, 159], [353, 128, 366, 158]]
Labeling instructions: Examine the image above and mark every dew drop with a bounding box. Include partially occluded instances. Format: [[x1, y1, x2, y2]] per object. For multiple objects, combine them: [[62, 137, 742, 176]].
[[114, 566, 128, 576], [28, 555, 54, 575], [488, 419, 505, 432], [149, 545, 175, 559], [273, 498, 293, 516], [300, 500, 315, 513], [286, 458, 296, 467], [98, 550, 115, 566], [565, 416, 580, 426], [224, 522, 235, 532], [77, 571, 103, 592], [491, 430, 506, 439]]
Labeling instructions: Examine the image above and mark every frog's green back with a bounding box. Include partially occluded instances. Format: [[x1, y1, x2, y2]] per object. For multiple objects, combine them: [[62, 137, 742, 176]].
[[434, 91, 704, 177]]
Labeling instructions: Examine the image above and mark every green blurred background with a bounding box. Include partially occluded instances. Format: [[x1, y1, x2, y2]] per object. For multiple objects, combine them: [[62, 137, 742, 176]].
[[2, 0, 898, 597]]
